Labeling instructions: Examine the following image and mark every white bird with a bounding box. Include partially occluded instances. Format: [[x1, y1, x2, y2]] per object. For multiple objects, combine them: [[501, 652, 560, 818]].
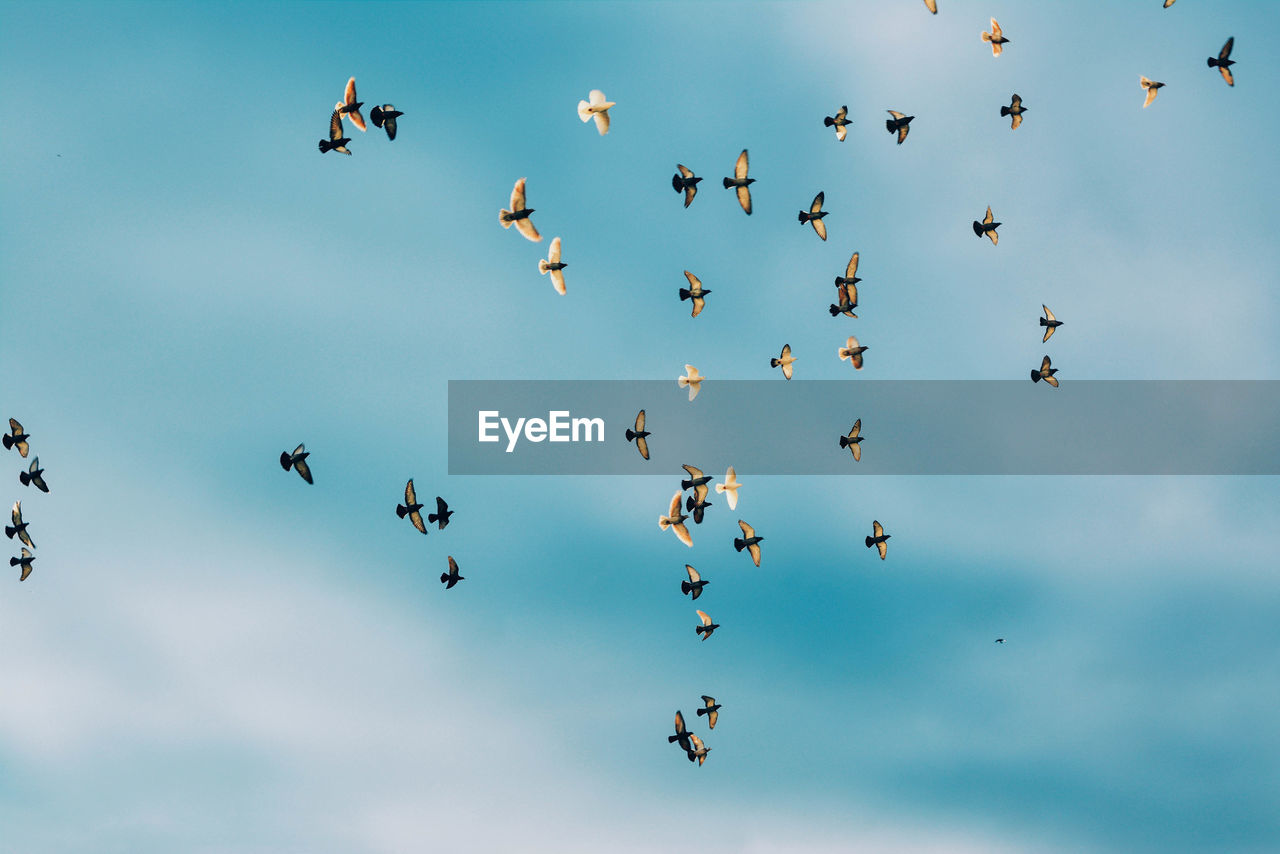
[[577, 89, 615, 135], [715, 466, 741, 510], [659, 491, 693, 548], [539, 237, 567, 295], [1140, 76, 1165, 109], [678, 364, 704, 401]]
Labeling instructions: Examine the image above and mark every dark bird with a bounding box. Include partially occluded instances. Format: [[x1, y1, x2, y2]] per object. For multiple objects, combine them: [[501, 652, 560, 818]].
[[771, 343, 796, 380], [696, 609, 720, 640], [1001, 94, 1027, 129], [798, 192, 828, 241], [370, 104, 403, 140], [681, 464, 712, 493], [319, 109, 352, 155], [279, 443, 313, 484], [1140, 76, 1165, 109], [824, 105, 851, 141], [838, 336, 867, 370], [669, 710, 693, 751], [734, 519, 763, 567], [396, 479, 428, 534], [687, 733, 711, 765], [681, 564, 709, 600], [3, 418, 29, 457], [672, 164, 702, 208], [1040, 305, 1063, 343], [539, 237, 568, 295], [865, 520, 890, 560], [6, 501, 34, 549], [19, 457, 48, 492], [679, 271, 711, 318], [428, 496, 452, 530], [840, 419, 864, 462], [625, 410, 650, 461], [697, 695, 721, 729], [886, 110, 913, 144], [660, 491, 693, 548], [982, 18, 1009, 56], [995, 638, 1006, 644], [440, 556, 464, 589], [336, 76, 366, 132], [973, 206, 1000, 245], [499, 177, 542, 242], [685, 483, 713, 524], [1208, 37, 1235, 86], [1031, 355, 1059, 387], [723, 149, 754, 215], [10, 547, 33, 581]]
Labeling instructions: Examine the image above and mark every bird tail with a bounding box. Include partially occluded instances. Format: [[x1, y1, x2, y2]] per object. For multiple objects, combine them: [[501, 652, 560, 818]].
[[4, 526, 14, 538], [440, 573, 450, 584], [280, 452, 293, 471], [770, 358, 781, 367], [865, 536, 875, 548], [733, 538, 745, 552], [1207, 57, 1217, 67], [679, 288, 691, 301], [8, 557, 17, 566], [396, 503, 409, 518], [625, 429, 636, 441], [839, 436, 851, 448], [824, 116, 835, 127], [677, 377, 690, 388], [681, 581, 693, 594], [672, 173, 684, 193], [722, 177, 734, 189], [1031, 371, 1041, 382], [1000, 106, 1011, 116], [499, 209, 514, 228], [973, 221, 984, 236], [371, 106, 385, 127], [797, 212, 808, 223], [539, 259, 550, 274], [885, 119, 896, 132], [1039, 318, 1049, 326], [577, 100, 593, 122], [829, 304, 841, 316], [696, 707, 707, 716], [18, 472, 29, 486], [318, 140, 331, 153], [982, 31, 993, 42], [668, 734, 681, 743], [1, 436, 10, 449], [659, 518, 671, 531], [685, 495, 696, 511], [428, 512, 440, 524]]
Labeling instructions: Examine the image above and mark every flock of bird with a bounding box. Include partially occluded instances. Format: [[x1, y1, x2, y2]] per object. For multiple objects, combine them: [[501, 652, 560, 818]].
[[4, 419, 49, 582]]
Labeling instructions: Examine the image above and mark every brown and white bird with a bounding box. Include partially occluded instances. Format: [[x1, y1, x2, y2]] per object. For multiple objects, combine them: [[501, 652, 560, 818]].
[[770, 344, 796, 380], [5, 501, 33, 549], [396, 479, 428, 534], [19, 457, 48, 492], [3, 418, 29, 457], [625, 410, 651, 460], [369, 104, 403, 140], [734, 520, 763, 567], [697, 695, 721, 729], [982, 18, 1009, 56], [838, 336, 867, 370], [669, 710, 693, 751], [682, 564, 709, 600], [500, 178, 542, 242], [1140, 77, 1165, 108], [715, 467, 741, 510], [840, 419, 864, 462], [1031, 355, 1059, 387], [681, 464, 712, 493], [695, 609, 720, 641], [659, 491, 693, 548], [973, 206, 1000, 245], [1208, 37, 1235, 87], [798, 192, 828, 241], [336, 77, 366, 131], [577, 89, 615, 135], [678, 365, 704, 402], [885, 110, 913, 144], [687, 733, 711, 765], [679, 271, 711, 318], [824, 105, 852, 141], [10, 547, 33, 581], [440, 556, 464, 589], [1040, 305, 1063, 342], [723, 149, 754, 215], [1001, 94, 1027, 129], [279, 443, 313, 484], [672, 164, 702, 208], [865, 520, 890, 560], [318, 109, 352, 155], [539, 237, 568, 295]]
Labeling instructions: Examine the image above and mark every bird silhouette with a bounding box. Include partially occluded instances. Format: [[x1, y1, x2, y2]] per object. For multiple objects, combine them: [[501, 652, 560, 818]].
[[3, 418, 29, 457], [672, 164, 702, 208], [370, 104, 403, 140], [428, 497, 452, 530], [798, 191, 828, 241], [734, 519, 763, 567], [697, 695, 721, 729], [318, 109, 351, 155], [840, 419, 864, 462], [973, 206, 1000, 245], [1208, 38, 1235, 86], [625, 410, 650, 460], [6, 501, 34, 549], [1001, 94, 1027, 129], [682, 565, 709, 600], [10, 547, 33, 581], [440, 556, 464, 589], [19, 457, 48, 492], [824, 105, 851, 141], [1031, 355, 1059, 387], [679, 271, 711, 318], [696, 609, 720, 640], [1040, 305, 1063, 342], [886, 110, 913, 144], [669, 710, 693, 751], [723, 149, 754, 215], [279, 443, 313, 484], [396, 479, 428, 533], [686, 483, 713, 525], [866, 520, 890, 560], [687, 733, 711, 765]]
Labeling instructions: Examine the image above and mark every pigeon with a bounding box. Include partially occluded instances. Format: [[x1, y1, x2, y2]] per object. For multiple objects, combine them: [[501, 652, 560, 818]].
[[734, 519, 763, 567], [1140, 77, 1165, 108], [840, 419, 864, 462], [681, 464, 712, 493], [1001, 94, 1027, 129], [396, 479, 428, 533], [3, 419, 29, 457], [659, 491, 693, 548], [539, 237, 568, 295], [835, 251, 862, 290], [830, 279, 858, 318], [824, 105, 852, 141], [279, 443, 313, 484], [982, 18, 1009, 56], [679, 271, 711, 318], [995, 638, 1006, 644], [625, 410, 651, 460], [440, 556, 464, 589], [10, 547, 33, 581], [681, 564, 709, 600], [696, 609, 720, 641], [669, 710, 693, 751], [886, 110, 913, 144], [715, 467, 741, 510], [866, 520, 890, 560], [723, 149, 754, 215], [5, 501, 33, 549], [577, 89, 615, 135], [697, 695, 721, 729], [838, 336, 867, 370], [678, 365, 704, 402], [318, 109, 352, 155], [19, 457, 48, 492], [1040, 305, 1063, 342], [687, 733, 711, 765], [499, 178, 542, 242], [1208, 38, 1235, 86], [428, 496, 452, 530], [973, 206, 1000, 245], [798, 191, 828, 241], [672, 164, 702, 208], [336, 77, 366, 131], [771, 344, 796, 380], [685, 483, 713, 524], [369, 104, 403, 140], [924, 0, 937, 12], [1031, 355, 1059, 387]]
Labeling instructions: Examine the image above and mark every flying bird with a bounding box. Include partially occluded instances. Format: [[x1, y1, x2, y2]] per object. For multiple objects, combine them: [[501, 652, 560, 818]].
[[3, 419, 29, 457], [577, 89, 615, 135], [824, 105, 852, 141], [10, 547, 33, 581], [678, 365, 704, 401], [1001, 94, 1027, 129], [681, 464, 712, 493], [995, 638, 1006, 644], [838, 336, 867, 370], [5, 501, 33, 549], [659, 491, 693, 548], [396, 479, 428, 534], [625, 410, 651, 460], [840, 419, 864, 462], [679, 271, 711, 318], [973, 206, 1000, 245], [715, 467, 741, 510], [318, 109, 352, 155], [982, 18, 1009, 56], [440, 556, 464, 589], [723, 149, 754, 215], [669, 710, 693, 751], [1208, 37, 1235, 86], [1031, 355, 1059, 387], [771, 344, 796, 380], [686, 484, 712, 524], [539, 237, 568, 295], [696, 609, 720, 641], [19, 457, 48, 492], [369, 104, 403, 140], [687, 733, 711, 765], [681, 565, 709, 600], [672, 164, 702, 208], [279, 443, 313, 484], [697, 695, 721, 729], [866, 520, 890, 560], [798, 192, 828, 241], [1140, 77, 1165, 108], [337, 77, 366, 131], [734, 519, 763, 567], [428, 496, 452, 530], [499, 177, 542, 242], [1040, 305, 1063, 342], [885, 110, 913, 144]]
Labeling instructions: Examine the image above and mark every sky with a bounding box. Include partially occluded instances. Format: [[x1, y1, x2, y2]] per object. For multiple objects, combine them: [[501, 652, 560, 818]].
[[2, 0, 1279, 851]]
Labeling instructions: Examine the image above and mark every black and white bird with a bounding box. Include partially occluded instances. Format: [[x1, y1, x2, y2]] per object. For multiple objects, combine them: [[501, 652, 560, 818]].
[[798, 192, 828, 241], [696, 609, 720, 641], [723, 149, 754, 215], [771, 344, 796, 380], [499, 177, 542, 242], [6, 501, 34, 549], [428, 497, 452, 530], [697, 695, 721, 729], [3, 418, 29, 457], [973, 206, 1000, 245], [734, 520, 763, 567], [672, 164, 702, 208], [824, 105, 852, 141], [1040, 305, 1063, 343], [370, 104, 403, 140], [1031, 355, 1059, 387], [1208, 37, 1235, 86], [1001, 94, 1027, 129], [440, 556, 464, 589], [679, 271, 711, 318], [396, 479, 428, 534], [866, 520, 890, 560], [19, 457, 48, 492], [840, 419, 864, 462], [318, 109, 352, 155], [681, 565, 709, 600], [279, 444, 313, 484], [625, 410, 650, 460], [886, 110, 913, 144], [539, 237, 567, 295], [10, 547, 33, 581]]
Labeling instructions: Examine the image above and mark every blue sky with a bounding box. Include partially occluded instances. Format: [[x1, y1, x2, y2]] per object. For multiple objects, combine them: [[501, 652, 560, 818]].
[[2, 1, 1279, 851]]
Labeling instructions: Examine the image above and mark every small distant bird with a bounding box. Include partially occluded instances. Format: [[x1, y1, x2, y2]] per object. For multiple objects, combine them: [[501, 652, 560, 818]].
[[687, 733, 711, 765], [973, 206, 1000, 245], [279, 443, 313, 484], [995, 638, 1006, 644], [678, 365, 704, 402], [824, 105, 851, 141], [440, 556, 463, 589], [659, 491, 693, 548], [771, 344, 796, 380], [672, 164, 702, 208], [886, 110, 913, 144], [982, 18, 1009, 57], [10, 547, 33, 581], [686, 483, 713, 524], [337, 77, 366, 131], [577, 89, 615, 135], [798, 192, 828, 241], [669, 710, 693, 751], [1140, 77, 1165, 108], [500, 177, 542, 242], [682, 564, 709, 600], [838, 336, 867, 370], [3, 418, 29, 457], [679, 271, 711, 318], [370, 104, 403, 140], [318, 109, 352, 155], [681, 464, 712, 493], [696, 609, 720, 641], [697, 695, 721, 729], [396, 479, 428, 534], [1040, 305, 1063, 342], [539, 237, 568, 295], [840, 419, 864, 462], [625, 410, 650, 460], [866, 520, 890, 560], [1031, 355, 1059, 387], [1208, 37, 1235, 86], [723, 149, 754, 215], [428, 497, 452, 530], [734, 519, 763, 567], [19, 458, 48, 492], [1001, 94, 1027, 129], [715, 467, 741, 510], [6, 501, 34, 549]]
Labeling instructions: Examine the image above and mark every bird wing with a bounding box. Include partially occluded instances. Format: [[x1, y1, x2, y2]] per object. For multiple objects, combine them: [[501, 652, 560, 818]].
[[738, 519, 755, 538], [685, 365, 701, 380], [736, 185, 752, 215], [887, 110, 905, 120], [852, 443, 861, 462], [1164, 0, 1175, 5], [635, 410, 646, 432], [690, 295, 704, 317], [294, 457, 313, 484], [1220, 37, 1234, 61], [876, 539, 887, 559], [684, 271, 701, 293], [813, 218, 827, 241], [510, 178, 527, 211], [636, 435, 649, 460], [436, 496, 449, 516], [593, 111, 610, 135], [515, 217, 542, 242], [924, 0, 937, 12], [1220, 65, 1234, 86], [810, 192, 824, 215], [409, 509, 427, 534], [448, 556, 459, 576], [697, 610, 712, 627], [683, 184, 697, 207], [673, 522, 693, 547], [835, 105, 847, 123], [707, 709, 718, 729], [845, 252, 859, 279], [667, 491, 683, 519], [1141, 79, 1159, 108], [734, 149, 749, 180], [987, 227, 999, 246], [896, 123, 910, 144], [675, 710, 686, 734], [1043, 305, 1055, 323], [328, 110, 344, 141], [548, 236, 561, 264], [344, 76, 358, 107], [702, 694, 715, 707], [1041, 355, 1053, 374], [7, 418, 19, 434], [550, 269, 566, 295], [683, 464, 705, 481], [836, 123, 847, 142], [990, 18, 1001, 39], [850, 419, 861, 439], [983, 206, 993, 226], [1044, 375, 1060, 388], [1010, 113, 1022, 130], [405, 479, 417, 506], [677, 164, 694, 180], [687, 565, 701, 583], [747, 542, 761, 566], [873, 520, 884, 538], [589, 89, 607, 106], [1043, 324, 1055, 344], [10, 501, 19, 526], [1011, 94, 1022, 109]]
